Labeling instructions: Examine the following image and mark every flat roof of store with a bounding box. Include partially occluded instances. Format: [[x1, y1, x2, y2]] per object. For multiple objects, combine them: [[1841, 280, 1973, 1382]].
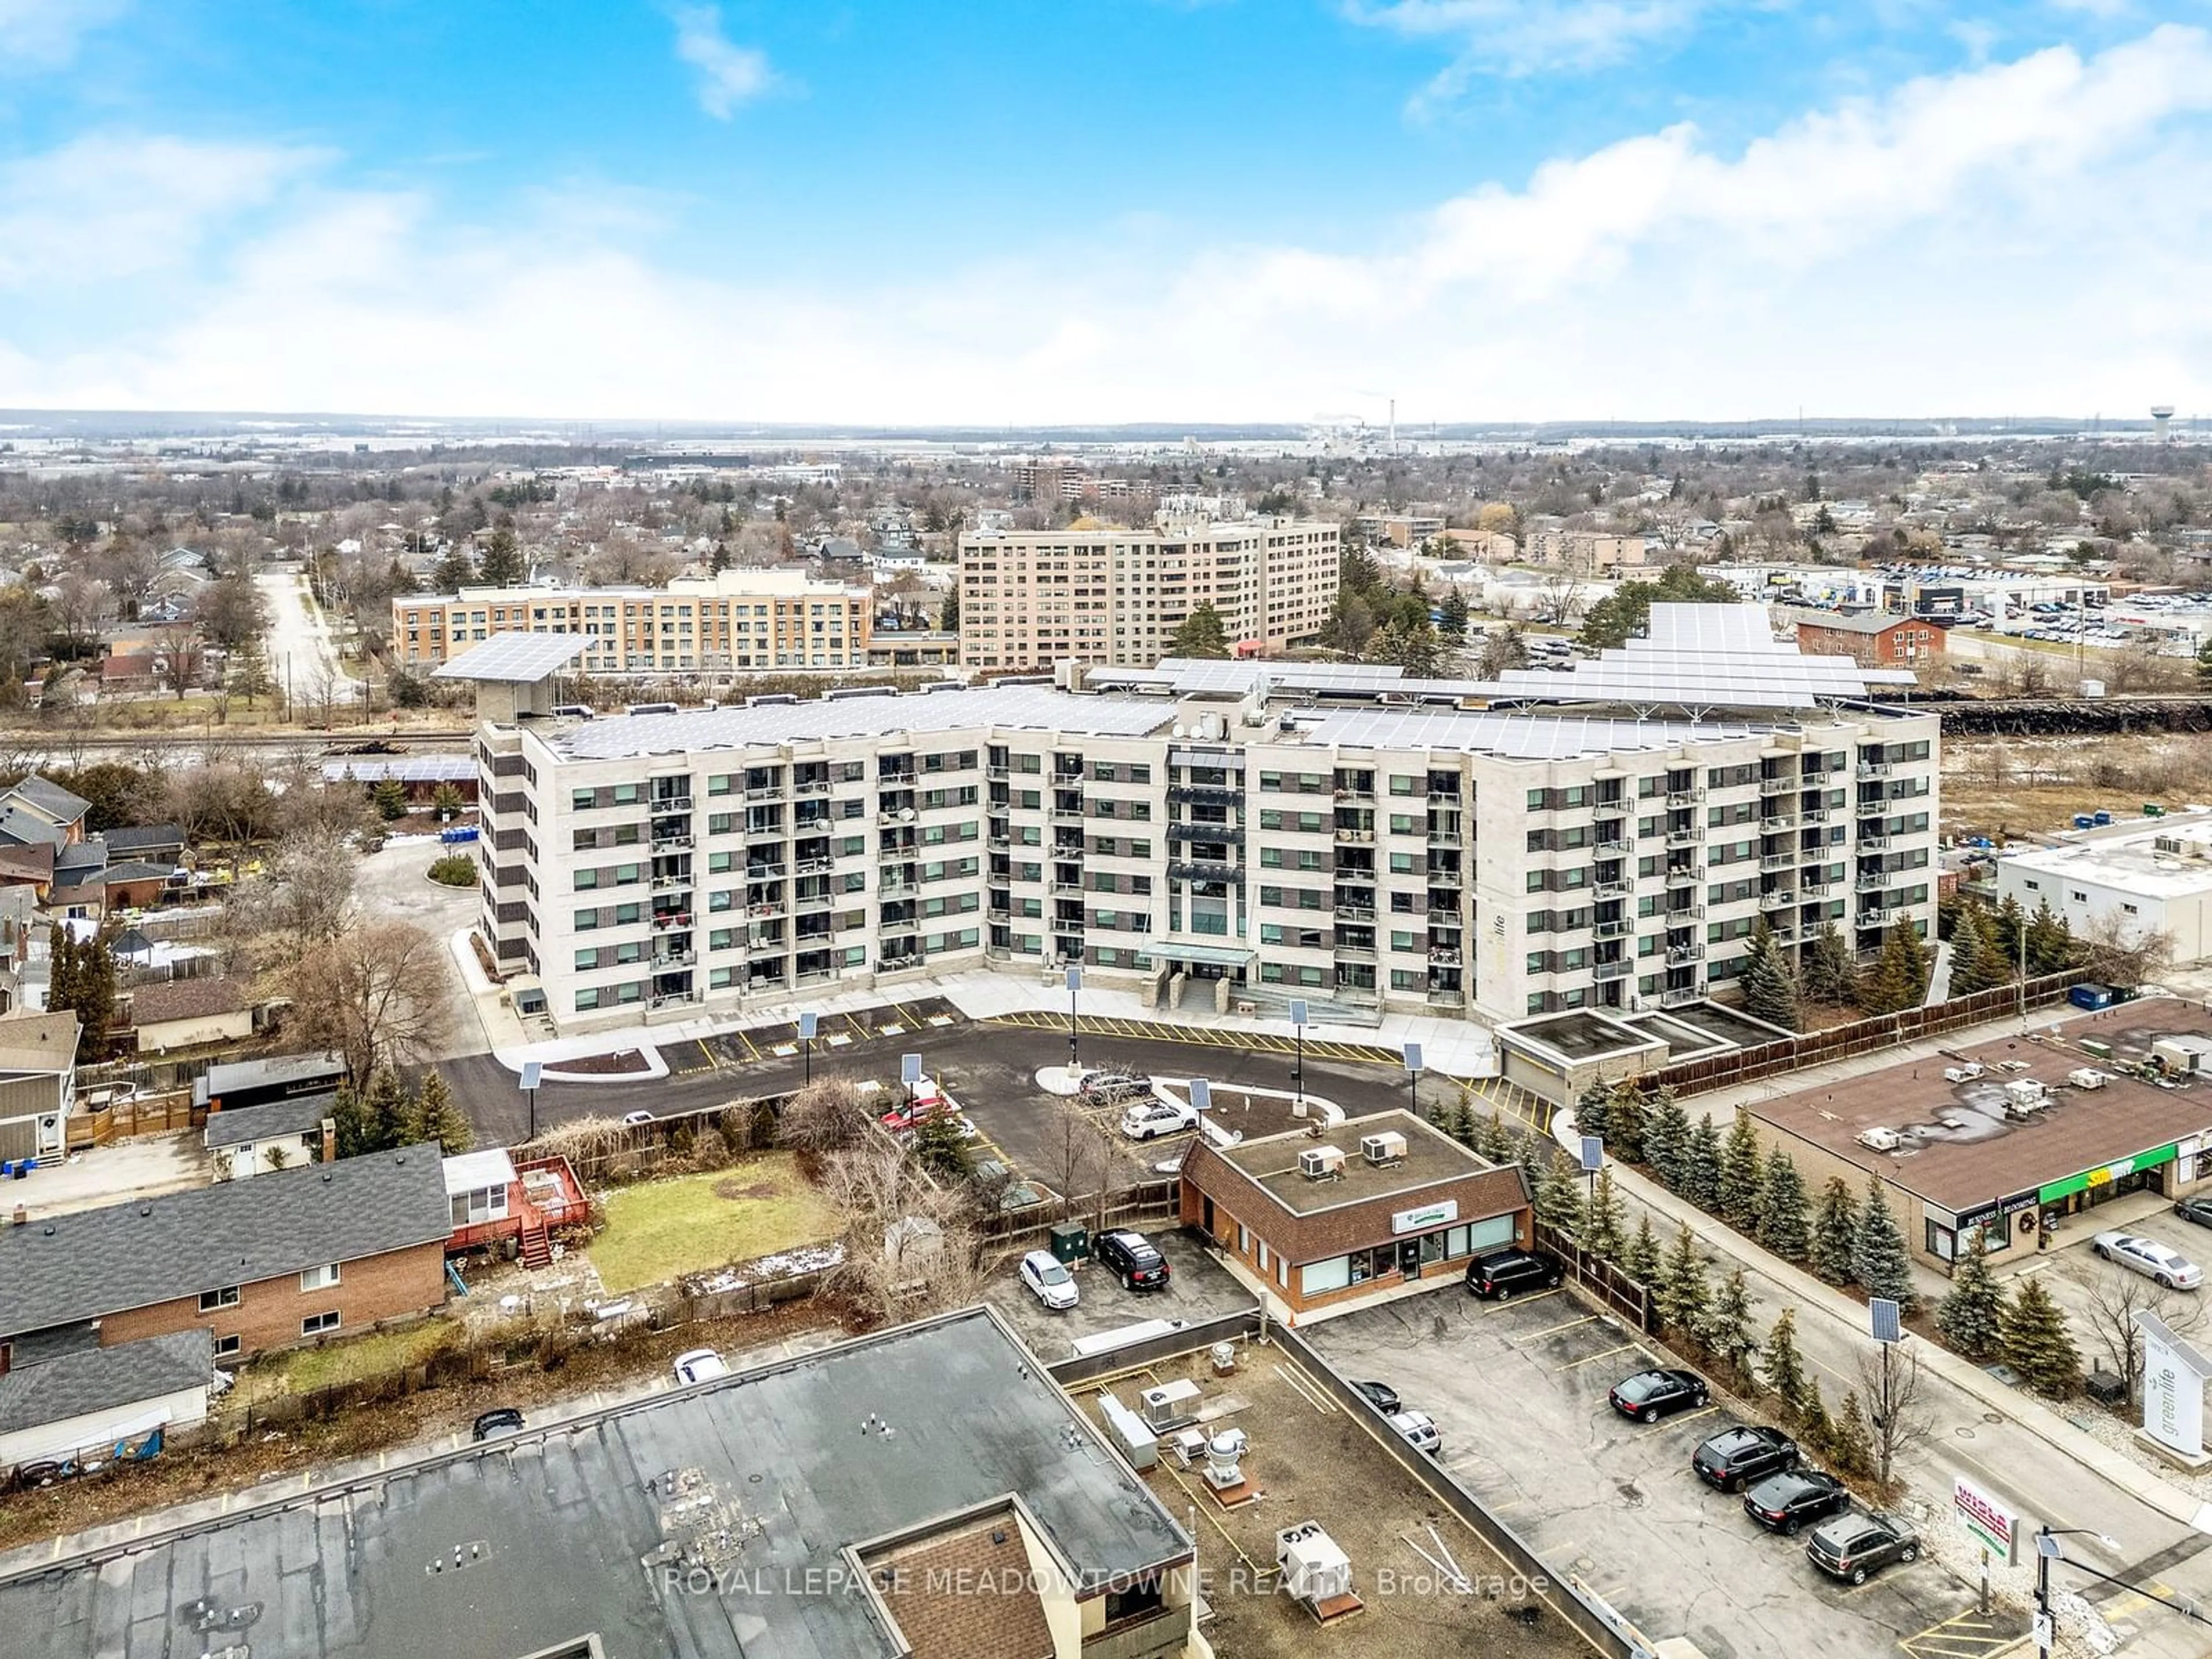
[[1214, 1109, 1493, 1217], [1746, 1007, 2212, 1212]]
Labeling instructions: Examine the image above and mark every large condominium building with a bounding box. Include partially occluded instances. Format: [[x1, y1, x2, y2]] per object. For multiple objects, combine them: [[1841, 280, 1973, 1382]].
[[444, 608, 1938, 1035], [957, 513, 1339, 671], [392, 569, 872, 675]]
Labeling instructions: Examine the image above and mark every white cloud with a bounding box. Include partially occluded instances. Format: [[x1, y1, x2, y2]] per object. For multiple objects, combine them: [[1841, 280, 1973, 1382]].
[[667, 4, 773, 119], [1343, 0, 1704, 99], [0, 0, 127, 73], [3, 27, 2210, 424]]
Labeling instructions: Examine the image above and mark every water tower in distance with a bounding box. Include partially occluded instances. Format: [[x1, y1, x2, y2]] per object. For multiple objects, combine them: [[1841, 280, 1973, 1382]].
[[2153, 405, 2176, 442]]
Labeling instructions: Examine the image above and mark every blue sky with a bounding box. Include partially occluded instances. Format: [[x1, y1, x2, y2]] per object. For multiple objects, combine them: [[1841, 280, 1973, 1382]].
[[1, 0, 2207, 422]]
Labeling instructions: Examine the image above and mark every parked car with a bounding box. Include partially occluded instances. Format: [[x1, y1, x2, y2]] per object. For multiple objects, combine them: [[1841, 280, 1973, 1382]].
[[1020, 1249, 1079, 1310], [2093, 1230, 2205, 1290], [1387, 1408, 1441, 1457], [1080, 1070, 1150, 1103], [1608, 1368, 1709, 1423], [672, 1348, 729, 1385], [2176, 1196, 2212, 1230], [1806, 1510, 1921, 1584], [975, 1158, 1050, 1212], [1351, 1380, 1402, 1415], [1744, 1469, 1851, 1535], [1094, 1229, 1172, 1290], [471, 1407, 526, 1442], [622, 1111, 655, 1126], [1692, 1426, 1798, 1493], [1465, 1247, 1563, 1301], [1120, 1100, 1198, 1141]]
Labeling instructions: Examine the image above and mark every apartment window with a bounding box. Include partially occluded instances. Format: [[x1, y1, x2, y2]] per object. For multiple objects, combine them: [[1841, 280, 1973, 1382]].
[[300, 1263, 342, 1292], [301, 1310, 342, 1337], [198, 1285, 241, 1312]]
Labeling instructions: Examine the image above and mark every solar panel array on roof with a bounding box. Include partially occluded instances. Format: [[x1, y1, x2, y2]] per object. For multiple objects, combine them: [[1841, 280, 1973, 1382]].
[[319, 755, 478, 783], [555, 683, 1173, 760], [1300, 707, 1757, 760], [431, 632, 591, 681]]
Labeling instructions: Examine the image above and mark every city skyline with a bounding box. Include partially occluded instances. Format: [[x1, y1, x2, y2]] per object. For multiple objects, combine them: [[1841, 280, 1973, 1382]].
[[1, 1, 2206, 423]]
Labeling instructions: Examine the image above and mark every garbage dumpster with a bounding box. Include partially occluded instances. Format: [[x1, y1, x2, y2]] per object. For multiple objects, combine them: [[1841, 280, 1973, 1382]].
[[1050, 1222, 1090, 1263]]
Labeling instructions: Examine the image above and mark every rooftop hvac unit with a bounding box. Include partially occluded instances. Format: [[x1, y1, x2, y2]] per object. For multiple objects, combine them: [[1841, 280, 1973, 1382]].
[[1203, 1427, 1249, 1493], [1139, 1379, 1202, 1431], [1299, 1146, 1347, 1181], [1856, 1127, 1902, 1153], [1361, 1132, 1408, 1166], [1276, 1521, 1353, 1604]]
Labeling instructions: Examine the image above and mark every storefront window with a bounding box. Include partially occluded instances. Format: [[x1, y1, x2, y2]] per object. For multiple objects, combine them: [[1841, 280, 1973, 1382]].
[[1301, 1257, 1351, 1296]]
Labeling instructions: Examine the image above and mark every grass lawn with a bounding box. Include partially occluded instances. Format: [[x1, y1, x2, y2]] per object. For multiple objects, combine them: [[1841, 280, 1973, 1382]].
[[591, 1154, 842, 1293], [230, 1320, 456, 1407]]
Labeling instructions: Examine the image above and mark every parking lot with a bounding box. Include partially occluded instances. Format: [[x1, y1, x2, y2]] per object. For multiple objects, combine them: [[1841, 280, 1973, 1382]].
[[1306, 1287, 1995, 1658], [982, 1229, 1256, 1357]]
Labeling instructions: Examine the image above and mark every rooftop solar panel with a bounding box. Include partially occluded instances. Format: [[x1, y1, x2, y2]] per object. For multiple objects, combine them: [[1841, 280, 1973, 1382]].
[[433, 632, 592, 681]]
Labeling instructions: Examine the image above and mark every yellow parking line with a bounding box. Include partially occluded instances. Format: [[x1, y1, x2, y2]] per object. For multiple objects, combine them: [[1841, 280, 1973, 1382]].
[[1558, 1342, 1639, 1370]]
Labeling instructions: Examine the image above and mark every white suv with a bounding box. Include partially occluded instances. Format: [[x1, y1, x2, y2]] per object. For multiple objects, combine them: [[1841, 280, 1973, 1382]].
[[1120, 1100, 1199, 1141]]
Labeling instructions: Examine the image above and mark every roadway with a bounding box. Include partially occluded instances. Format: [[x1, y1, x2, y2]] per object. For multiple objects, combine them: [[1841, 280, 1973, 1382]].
[[258, 565, 363, 703]]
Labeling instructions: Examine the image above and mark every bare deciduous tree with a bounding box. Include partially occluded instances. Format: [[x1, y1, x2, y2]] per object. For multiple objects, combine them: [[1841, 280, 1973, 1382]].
[[2074, 910, 2176, 990], [283, 919, 453, 1087], [817, 1139, 988, 1326], [1855, 1339, 1934, 1493], [2079, 1271, 2206, 1407], [233, 824, 359, 958], [776, 1076, 878, 1155]]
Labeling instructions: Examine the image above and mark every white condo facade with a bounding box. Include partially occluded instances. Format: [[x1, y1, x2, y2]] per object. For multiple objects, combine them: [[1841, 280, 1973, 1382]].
[[447, 608, 1940, 1034]]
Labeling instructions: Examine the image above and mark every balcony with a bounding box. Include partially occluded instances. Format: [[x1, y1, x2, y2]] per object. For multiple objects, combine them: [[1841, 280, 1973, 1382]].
[[1760, 811, 1797, 832], [1856, 762, 1891, 781], [1666, 944, 1705, 964], [987, 904, 1010, 921], [1334, 943, 1378, 961], [651, 832, 694, 851], [1334, 826, 1374, 844], [797, 891, 838, 911], [1861, 833, 1892, 851], [1664, 866, 1701, 888], [1759, 775, 1797, 796], [1333, 904, 1376, 922], [651, 794, 694, 813], [1051, 804, 1086, 823], [1855, 870, 1889, 892], [1426, 949, 1462, 967], [878, 806, 917, 825], [1800, 878, 1832, 897], [1168, 782, 1241, 807], [1666, 903, 1705, 921], [1425, 829, 1463, 847], [1595, 880, 1631, 899], [794, 778, 831, 797], [986, 766, 1011, 781], [1050, 880, 1085, 896], [1660, 986, 1702, 1007], [1594, 960, 1633, 982], [1856, 910, 1887, 930], [650, 873, 692, 892], [791, 857, 831, 876], [1596, 838, 1633, 857], [1759, 853, 1798, 872], [1666, 788, 1703, 806], [1427, 988, 1464, 1007], [651, 949, 697, 969], [744, 785, 782, 802], [1802, 805, 1832, 824], [1763, 889, 1796, 908], [1593, 920, 1631, 940], [1665, 828, 1702, 849]]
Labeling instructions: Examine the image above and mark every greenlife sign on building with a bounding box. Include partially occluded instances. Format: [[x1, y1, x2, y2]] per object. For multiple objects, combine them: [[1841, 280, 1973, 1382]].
[[2038, 1143, 2179, 1206]]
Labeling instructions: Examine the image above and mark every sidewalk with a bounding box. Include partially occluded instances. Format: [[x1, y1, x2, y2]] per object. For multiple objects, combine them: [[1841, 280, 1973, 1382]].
[[472, 963, 1502, 1082]]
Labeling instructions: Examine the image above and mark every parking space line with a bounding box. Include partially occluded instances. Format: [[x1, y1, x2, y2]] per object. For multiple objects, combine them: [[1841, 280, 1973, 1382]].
[[1557, 1342, 1639, 1370], [1673, 1404, 1719, 1423], [1518, 1312, 1596, 1341]]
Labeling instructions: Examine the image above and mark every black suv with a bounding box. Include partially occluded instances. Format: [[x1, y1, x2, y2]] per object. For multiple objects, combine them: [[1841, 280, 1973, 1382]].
[[1465, 1248, 1563, 1301], [1743, 1469, 1850, 1535], [1692, 1426, 1797, 1493], [1094, 1229, 1172, 1291], [472, 1407, 525, 1442]]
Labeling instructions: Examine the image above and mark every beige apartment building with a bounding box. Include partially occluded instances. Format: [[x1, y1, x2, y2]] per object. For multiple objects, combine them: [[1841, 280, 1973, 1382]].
[[1522, 528, 1649, 574], [957, 516, 1339, 671], [392, 569, 872, 676]]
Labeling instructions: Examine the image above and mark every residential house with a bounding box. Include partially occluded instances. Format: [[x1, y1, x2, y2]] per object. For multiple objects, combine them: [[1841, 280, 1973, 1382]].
[[100, 824, 185, 867], [47, 841, 107, 920], [100, 860, 173, 911], [0, 777, 90, 845], [205, 1091, 334, 1179], [443, 1147, 588, 1268], [0, 1009, 79, 1163], [131, 978, 253, 1055], [0, 1143, 451, 1365], [0, 1328, 213, 1477], [1789, 608, 1946, 667], [193, 1052, 347, 1113]]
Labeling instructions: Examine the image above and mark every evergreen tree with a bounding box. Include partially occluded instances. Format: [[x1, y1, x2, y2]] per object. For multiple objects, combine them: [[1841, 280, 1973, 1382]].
[[1991, 894, 2027, 973], [1739, 915, 1801, 1031], [1798, 1377, 1834, 1457], [1761, 1308, 1809, 1418], [1698, 1267, 1760, 1381], [1534, 1152, 1582, 1233], [228, 635, 274, 709], [1811, 1176, 1861, 1285], [363, 1067, 412, 1152], [431, 544, 476, 593], [2000, 1277, 2082, 1397], [1656, 1223, 1712, 1338], [1946, 900, 1993, 995], [1802, 921, 1857, 1006], [1605, 1081, 1647, 1165], [372, 778, 408, 820], [1936, 1232, 2006, 1359], [1828, 1391, 1876, 1479], [1438, 588, 1469, 640], [1573, 1080, 1611, 1146], [1682, 1113, 1724, 1211], [411, 1069, 474, 1156], [1618, 1214, 1660, 1287], [1511, 1126, 1548, 1196], [910, 1111, 972, 1179], [1756, 1150, 1811, 1260], [476, 526, 526, 587], [1645, 1086, 1691, 1188], [1852, 1176, 1919, 1311], [1575, 1168, 1625, 1262], [2199, 637, 2212, 690], [1472, 1109, 1516, 1165], [2025, 897, 2073, 975], [57, 925, 118, 1054], [1717, 1115, 1764, 1229], [46, 922, 74, 1020], [1165, 602, 1232, 660], [331, 1082, 378, 1160], [1857, 925, 1931, 1014]]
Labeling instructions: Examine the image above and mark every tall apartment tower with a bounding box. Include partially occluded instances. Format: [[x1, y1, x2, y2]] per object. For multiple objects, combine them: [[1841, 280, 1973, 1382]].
[[443, 606, 1937, 1036], [956, 513, 1339, 671]]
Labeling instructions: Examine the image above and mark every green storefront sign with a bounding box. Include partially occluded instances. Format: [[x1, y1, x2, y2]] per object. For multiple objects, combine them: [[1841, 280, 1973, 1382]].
[[2038, 1143, 2178, 1206]]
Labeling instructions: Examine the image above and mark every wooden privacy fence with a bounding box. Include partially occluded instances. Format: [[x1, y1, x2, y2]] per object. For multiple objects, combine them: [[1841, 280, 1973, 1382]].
[[1647, 971, 2081, 1100], [84, 1092, 195, 1145], [1534, 1221, 1654, 1334], [977, 1179, 1179, 1248]]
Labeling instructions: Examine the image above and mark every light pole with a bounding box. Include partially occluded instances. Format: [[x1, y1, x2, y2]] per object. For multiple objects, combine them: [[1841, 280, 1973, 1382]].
[[1066, 965, 1082, 1080], [1289, 999, 1308, 1109], [2035, 1527, 2122, 1659], [1404, 1041, 1423, 1114]]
